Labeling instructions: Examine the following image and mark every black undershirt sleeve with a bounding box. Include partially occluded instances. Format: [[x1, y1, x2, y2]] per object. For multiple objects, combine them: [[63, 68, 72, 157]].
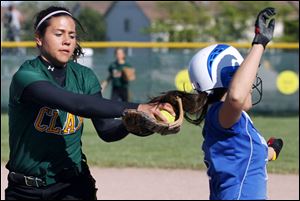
[[21, 81, 139, 119], [91, 93, 130, 142], [92, 117, 129, 142]]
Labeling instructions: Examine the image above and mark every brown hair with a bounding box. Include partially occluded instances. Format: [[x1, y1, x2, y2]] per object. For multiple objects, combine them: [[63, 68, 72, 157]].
[[114, 47, 127, 58], [150, 88, 227, 126], [34, 6, 85, 61]]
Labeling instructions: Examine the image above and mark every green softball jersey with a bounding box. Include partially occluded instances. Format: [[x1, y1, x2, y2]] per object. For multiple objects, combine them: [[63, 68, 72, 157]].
[[7, 57, 100, 185], [108, 60, 132, 88]]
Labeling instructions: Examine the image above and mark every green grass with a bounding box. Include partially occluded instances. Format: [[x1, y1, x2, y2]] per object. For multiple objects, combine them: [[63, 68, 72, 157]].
[[1, 114, 299, 173]]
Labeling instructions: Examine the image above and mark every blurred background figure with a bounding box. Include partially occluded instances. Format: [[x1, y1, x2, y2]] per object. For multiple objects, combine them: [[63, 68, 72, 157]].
[[3, 4, 25, 55], [101, 48, 136, 102]]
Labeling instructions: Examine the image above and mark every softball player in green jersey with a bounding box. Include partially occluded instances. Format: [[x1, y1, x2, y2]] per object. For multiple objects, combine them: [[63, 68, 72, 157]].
[[5, 6, 175, 200]]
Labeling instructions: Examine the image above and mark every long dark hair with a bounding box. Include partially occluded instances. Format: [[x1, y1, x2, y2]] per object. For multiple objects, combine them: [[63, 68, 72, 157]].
[[150, 88, 227, 126], [34, 6, 85, 61]]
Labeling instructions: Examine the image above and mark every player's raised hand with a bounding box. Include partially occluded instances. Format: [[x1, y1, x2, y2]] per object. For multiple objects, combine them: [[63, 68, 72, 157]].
[[252, 7, 276, 49]]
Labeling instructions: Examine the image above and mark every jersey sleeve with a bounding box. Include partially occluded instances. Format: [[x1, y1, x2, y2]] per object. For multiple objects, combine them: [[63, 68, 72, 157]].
[[10, 70, 48, 103], [206, 102, 243, 136], [83, 68, 101, 95]]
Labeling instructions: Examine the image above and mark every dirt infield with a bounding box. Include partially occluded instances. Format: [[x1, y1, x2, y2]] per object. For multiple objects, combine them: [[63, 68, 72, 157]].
[[1, 165, 299, 200]]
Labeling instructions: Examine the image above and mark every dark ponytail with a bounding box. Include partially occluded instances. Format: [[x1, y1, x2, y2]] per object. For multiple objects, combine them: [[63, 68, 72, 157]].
[[149, 88, 227, 126]]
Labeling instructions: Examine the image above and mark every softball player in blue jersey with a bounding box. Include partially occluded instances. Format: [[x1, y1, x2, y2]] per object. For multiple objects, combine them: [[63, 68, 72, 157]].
[[185, 7, 283, 200]]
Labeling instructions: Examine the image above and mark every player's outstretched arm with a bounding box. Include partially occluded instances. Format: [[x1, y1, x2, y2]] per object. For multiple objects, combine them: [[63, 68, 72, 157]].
[[21, 81, 139, 118], [21, 81, 178, 138]]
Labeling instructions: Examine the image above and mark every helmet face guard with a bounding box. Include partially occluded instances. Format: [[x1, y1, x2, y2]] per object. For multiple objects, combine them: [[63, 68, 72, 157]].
[[252, 75, 263, 106]]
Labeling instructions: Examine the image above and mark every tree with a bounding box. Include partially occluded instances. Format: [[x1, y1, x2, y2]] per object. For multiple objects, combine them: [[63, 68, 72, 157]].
[[149, 1, 299, 42], [279, 19, 299, 42], [18, 1, 49, 41], [18, 1, 78, 40], [147, 1, 210, 42], [77, 7, 106, 41], [17, 2, 106, 42], [275, 3, 299, 42], [204, 1, 275, 42]]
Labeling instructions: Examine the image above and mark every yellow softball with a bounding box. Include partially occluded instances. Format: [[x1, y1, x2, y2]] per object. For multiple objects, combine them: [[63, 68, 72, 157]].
[[159, 109, 175, 123]]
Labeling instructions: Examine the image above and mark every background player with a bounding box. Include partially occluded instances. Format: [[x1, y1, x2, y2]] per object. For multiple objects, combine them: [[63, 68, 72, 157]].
[[101, 47, 135, 101]]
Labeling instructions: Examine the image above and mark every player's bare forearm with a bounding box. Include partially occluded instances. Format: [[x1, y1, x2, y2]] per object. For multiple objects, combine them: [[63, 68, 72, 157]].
[[219, 45, 264, 128], [227, 45, 264, 107], [227, 7, 276, 109]]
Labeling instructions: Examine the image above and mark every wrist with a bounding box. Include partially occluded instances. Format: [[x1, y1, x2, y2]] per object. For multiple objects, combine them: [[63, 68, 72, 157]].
[[252, 34, 269, 49], [137, 104, 142, 111], [252, 43, 265, 50], [137, 104, 147, 112]]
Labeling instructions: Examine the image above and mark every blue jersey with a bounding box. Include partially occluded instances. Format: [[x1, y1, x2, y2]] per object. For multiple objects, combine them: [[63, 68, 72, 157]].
[[202, 102, 268, 200]]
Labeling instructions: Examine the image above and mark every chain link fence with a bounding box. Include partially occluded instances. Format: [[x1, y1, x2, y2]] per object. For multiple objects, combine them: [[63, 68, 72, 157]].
[[1, 46, 299, 114]]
